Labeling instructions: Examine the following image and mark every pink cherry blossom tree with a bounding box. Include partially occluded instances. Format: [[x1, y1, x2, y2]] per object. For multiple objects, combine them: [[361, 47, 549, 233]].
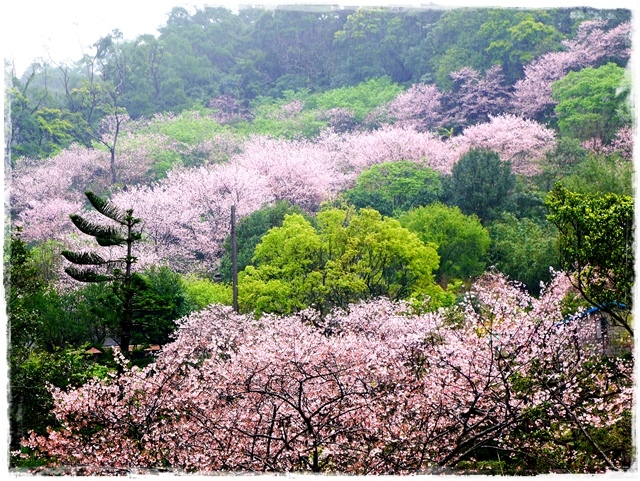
[[581, 125, 634, 159], [23, 272, 632, 474], [384, 83, 449, 132], [453, 114, 556, 176], [448, 65, 512, 127]]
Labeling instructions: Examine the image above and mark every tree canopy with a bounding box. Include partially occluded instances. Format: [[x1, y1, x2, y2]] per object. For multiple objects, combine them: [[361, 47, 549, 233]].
[[546, 184, 633, 335], [239, 207, 450, 316]]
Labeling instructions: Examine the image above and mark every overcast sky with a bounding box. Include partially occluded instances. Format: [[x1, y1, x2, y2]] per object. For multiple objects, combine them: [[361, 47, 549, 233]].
[[4, 1, 636, 77]]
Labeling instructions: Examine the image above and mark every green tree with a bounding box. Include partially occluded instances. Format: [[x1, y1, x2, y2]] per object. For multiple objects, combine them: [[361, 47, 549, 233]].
[[131, 265, 196, 345], [480, 10, 563, 83], [239, 208, 450, 316], [61, 191, 143, 354], [219, 200, 313, 282], [559, 153, 634, 197], [9, 347, 111, 452], [444, 148, 516, 223], [182, 275, 233, 309], [5, 228, 111, 449], [8, 64, 83, 160], [489, 213, 560, 295], [546, 185, 633, 335], [398, 203, 490, 285], [239, 213, 323, 316], [428, 9, 563, 88], [332, 8, 425, 86], [552, 63, 631, 145], [344, 160, 443, 216]]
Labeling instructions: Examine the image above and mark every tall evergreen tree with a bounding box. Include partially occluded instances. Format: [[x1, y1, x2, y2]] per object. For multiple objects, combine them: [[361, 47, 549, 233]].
[[62, 191, 143, 354]]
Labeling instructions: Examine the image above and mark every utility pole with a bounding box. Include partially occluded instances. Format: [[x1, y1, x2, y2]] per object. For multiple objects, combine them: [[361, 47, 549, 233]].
[[231, 204, 239, 313]]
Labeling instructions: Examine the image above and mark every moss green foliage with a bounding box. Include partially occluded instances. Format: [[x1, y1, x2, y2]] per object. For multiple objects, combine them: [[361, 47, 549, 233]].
[[344, 160, 443, 216], [399, 203, 490, 285], [153, 111, 227, 144], [489, 213, 559, 294], [559, 153, 633, 196], [234, 77, 403, 138], [305, 77, 403, 121], [239, 207, 453, 316]]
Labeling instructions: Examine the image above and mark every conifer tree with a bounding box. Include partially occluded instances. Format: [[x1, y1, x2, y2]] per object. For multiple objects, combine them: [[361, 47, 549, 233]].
[[62, 191, 142, 354]]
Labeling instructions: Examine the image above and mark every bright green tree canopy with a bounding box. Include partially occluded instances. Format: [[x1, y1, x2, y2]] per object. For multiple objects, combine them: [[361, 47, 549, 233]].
[[399, 203, 490, 284], [552, 62, 631, 144], [239, 207, 451, 316]]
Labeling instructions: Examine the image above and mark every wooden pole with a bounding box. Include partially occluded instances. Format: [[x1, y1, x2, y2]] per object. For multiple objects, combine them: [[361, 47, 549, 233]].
[[231, 204, 239, 313]]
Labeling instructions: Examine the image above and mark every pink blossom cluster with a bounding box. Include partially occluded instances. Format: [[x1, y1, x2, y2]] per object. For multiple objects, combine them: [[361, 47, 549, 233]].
[[208, 95, 254, 124], [384, 83, 449, 132], [319, 126, 460, 176], [581, 125, 634, 159], [10, 146, 111, 243], [453, 114, 556, 175], [269, 99, 305, 120], [23, 273, 633, 474], [449, 65, 512, 126]]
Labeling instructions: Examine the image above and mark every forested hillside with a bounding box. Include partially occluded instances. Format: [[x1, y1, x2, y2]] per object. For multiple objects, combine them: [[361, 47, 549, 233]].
[[5, 4, 635, 475]]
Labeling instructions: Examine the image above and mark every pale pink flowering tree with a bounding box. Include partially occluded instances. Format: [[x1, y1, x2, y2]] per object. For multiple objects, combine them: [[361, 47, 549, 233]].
[[208, 94, 253, 124], [511, 50, 580, 119], [453, 114, 556, 176], [581, 125, 634, 160], [111, 162, 274, 273], [23, 272, 632, 474], [562, 20, 631, 68], [10, 146, 112, 242], [448, 65, 512, 126], [232, 135, 346, 211], [385, 83, 449, 132], [319, 107, 358, 133], [321, 126, 460, 176], [609, 125, 634, 160]]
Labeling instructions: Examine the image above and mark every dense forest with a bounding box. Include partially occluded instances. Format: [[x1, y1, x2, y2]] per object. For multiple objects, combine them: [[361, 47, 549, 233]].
[[5, 4, 635, 475]]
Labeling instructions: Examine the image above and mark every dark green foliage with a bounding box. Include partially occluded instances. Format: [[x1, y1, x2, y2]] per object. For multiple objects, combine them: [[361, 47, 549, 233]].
[[9, 347, 113, 451], [429, 8, 564, 89], [546, 185, 634, 335], [489, 213, 560, 295], [131, 266, 196, 345], [535, 138, 589, 192], [444, 149, 516, 223], [5, 229, 113, 449], [219, 200, 314, 282], [344, 161, 443, 217], [504, 177, 547, 221], [62, 192, 143, 353], [6, 228, 48, 353]]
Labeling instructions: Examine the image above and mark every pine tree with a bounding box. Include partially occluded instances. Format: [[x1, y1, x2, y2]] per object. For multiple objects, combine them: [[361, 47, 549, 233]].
[[62, 191, 142, 354]]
